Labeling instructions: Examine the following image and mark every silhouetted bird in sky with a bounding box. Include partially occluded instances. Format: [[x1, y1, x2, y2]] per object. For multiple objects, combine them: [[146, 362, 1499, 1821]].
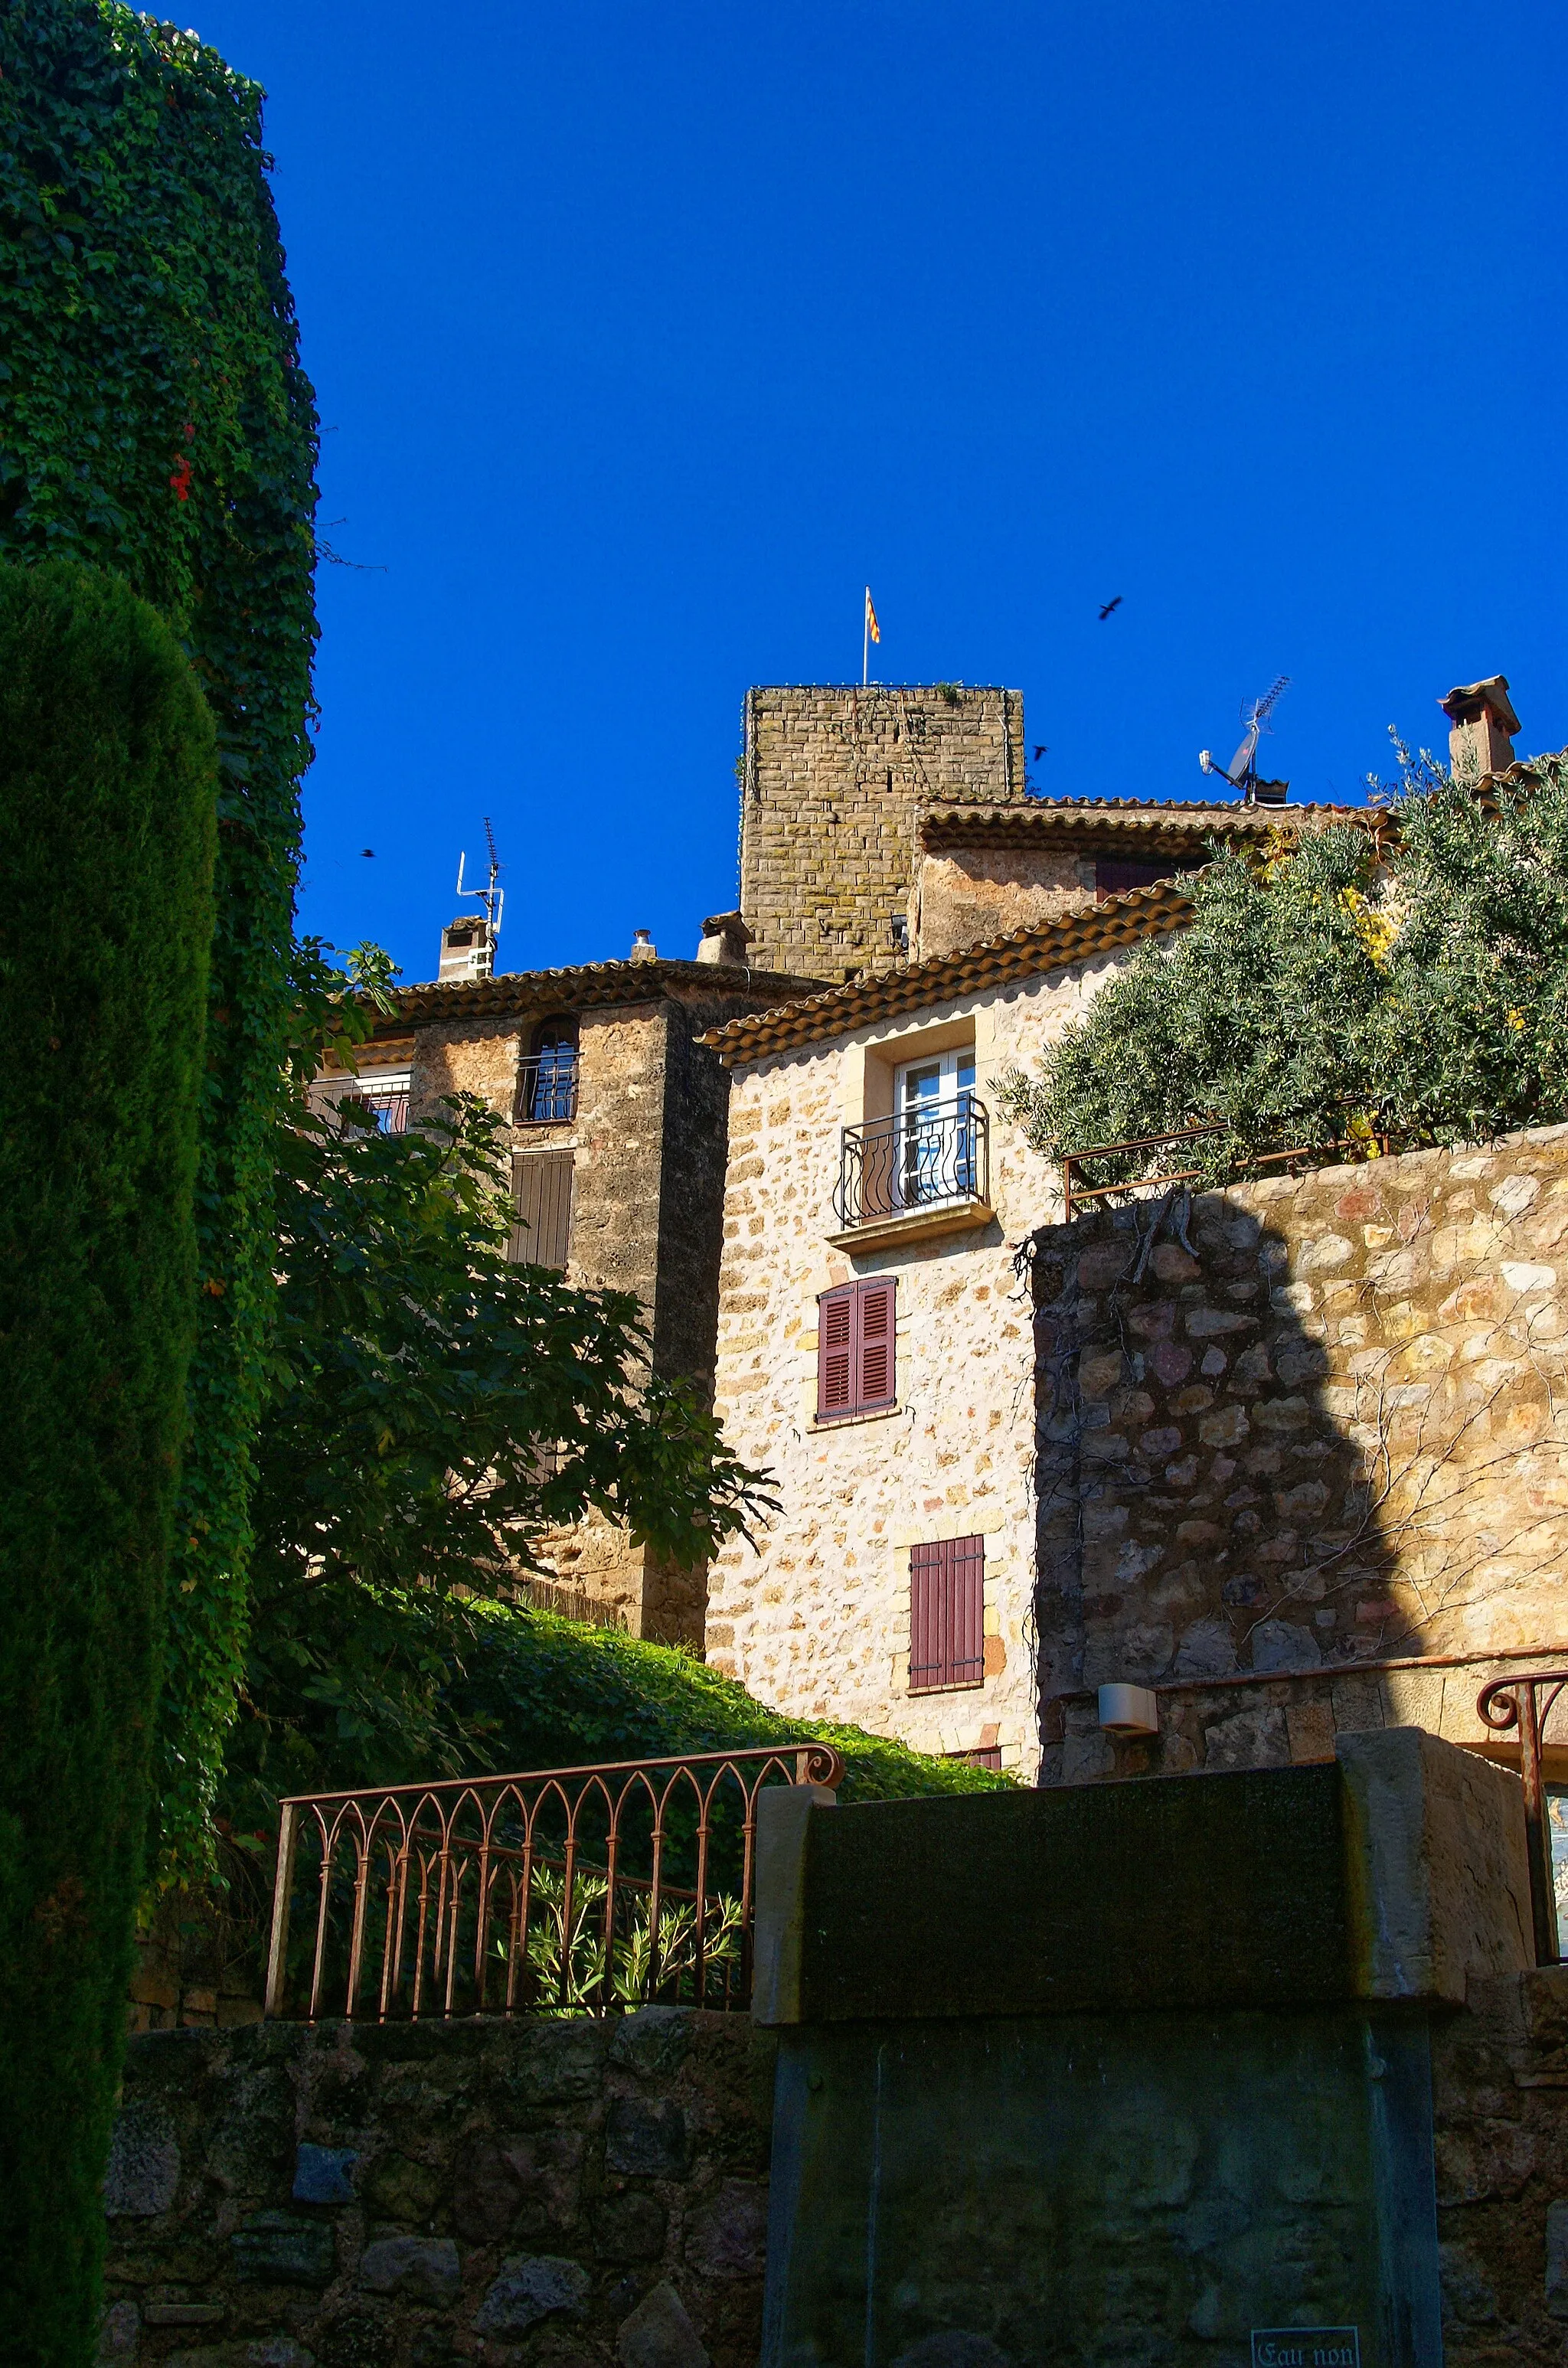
[[1033, 746, 1048, 761], [361, 848, 375, 857], [1098, 596, 1122, 620]]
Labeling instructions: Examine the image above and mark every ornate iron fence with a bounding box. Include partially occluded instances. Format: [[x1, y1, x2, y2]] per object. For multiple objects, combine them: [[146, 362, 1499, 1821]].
[[1477, 1673, 1568, 1965], [262, 1743, 844, 2024], [836, 1097, 989, 1228]]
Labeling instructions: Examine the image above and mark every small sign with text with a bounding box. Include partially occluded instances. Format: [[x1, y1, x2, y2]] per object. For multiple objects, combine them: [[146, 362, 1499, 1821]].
[[1251, 2333, 1361, 2368]]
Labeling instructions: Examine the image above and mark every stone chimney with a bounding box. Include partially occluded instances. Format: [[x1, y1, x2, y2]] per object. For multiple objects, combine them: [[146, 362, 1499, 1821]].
[[695, 911, 753, 967], [1440, 676, 1519, 780], [438, 916, 495, 981], [628, 928, 657, 964]]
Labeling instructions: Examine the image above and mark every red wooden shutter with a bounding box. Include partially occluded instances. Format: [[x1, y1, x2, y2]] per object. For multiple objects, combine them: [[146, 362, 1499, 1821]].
[[818, 1286, 855, 1418], [856, 1279, 896, 1410], [910, 1536, 985, 1690]]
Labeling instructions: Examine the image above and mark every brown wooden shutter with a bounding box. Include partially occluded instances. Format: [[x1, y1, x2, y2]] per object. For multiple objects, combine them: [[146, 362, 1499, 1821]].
[[909, 1536, 985, 1690], [856, 1279, 896, 1410], [818, 1285, 854, 1418], [511, 1151, 573, 1269]]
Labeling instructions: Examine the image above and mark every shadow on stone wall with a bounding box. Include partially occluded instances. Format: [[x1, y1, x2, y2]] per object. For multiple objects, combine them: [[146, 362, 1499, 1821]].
[[1027, 1132, 1568, 1786]]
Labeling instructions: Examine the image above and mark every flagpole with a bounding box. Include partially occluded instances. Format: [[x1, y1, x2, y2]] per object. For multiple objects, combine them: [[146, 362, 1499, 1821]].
[[863, 587, 869, 687]]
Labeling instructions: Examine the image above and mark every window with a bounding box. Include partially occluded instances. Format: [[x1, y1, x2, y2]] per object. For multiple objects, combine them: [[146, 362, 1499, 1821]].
[[1095, 857, 1178, 901], [910, 1536, 985, 1692], [328, 1068, 410, 1135], [892, 1046, 979, 1208], [510, 1150, 573, 1269], [516, 1016, 579, 1125], [816, 1277, 897, 1420]]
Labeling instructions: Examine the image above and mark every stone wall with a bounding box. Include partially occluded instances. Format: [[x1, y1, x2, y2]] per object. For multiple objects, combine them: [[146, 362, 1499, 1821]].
[[1034, 1123, 1568, 1785], [911, 843, 1093, 961], [708, 950, 1135, 1777], [100, 2009, 773, 2368], [738, 687, 1025, 979]]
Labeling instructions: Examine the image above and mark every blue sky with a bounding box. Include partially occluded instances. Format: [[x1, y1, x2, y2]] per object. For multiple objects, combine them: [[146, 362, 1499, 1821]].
[[194, 1, 1564, 984]]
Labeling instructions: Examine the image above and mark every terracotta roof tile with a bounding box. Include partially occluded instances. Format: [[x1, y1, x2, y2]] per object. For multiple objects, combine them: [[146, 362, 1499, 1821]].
[[371, 957, 829, 1031], [703, 880, 1194, 1068]]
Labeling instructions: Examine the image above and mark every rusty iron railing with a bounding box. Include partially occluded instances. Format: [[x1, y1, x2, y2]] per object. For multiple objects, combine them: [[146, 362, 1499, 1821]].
[[263, 1743, 844, 2024], [1477, 1674, 1568, 1965], [1060, 1116, 1391, 1223]]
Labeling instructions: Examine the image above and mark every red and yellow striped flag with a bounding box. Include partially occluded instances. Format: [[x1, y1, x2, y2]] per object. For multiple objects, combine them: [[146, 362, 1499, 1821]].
[[864, 587, 880, 644]]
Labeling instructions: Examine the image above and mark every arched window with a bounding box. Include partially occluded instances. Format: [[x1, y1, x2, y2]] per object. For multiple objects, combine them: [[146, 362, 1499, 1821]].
[[518, 1014, 579, 1124]]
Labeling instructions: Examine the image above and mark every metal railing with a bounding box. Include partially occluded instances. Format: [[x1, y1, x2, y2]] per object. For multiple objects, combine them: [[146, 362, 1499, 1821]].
[[1061, 1115, 1390, 1222], [1478, 1673, 1568, 1965], [515, 1048, 579, 1125], [262, 1743, 844, 2024], [836, 1097, 990, 1229], [336, 1086, 410, 1135]]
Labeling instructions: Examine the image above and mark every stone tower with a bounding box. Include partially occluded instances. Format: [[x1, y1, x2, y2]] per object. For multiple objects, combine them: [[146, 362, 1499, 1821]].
[[737, 684, 1027, 979]]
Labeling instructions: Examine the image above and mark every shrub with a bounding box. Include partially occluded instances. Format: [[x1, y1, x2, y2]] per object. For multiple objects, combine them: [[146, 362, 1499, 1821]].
[[0, 562, 216, 2366]]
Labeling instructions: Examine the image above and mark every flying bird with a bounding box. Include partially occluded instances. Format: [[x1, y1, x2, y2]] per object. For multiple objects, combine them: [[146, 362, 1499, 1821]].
[[1032, 745, 1049, 761], [1098, 596, 1122, 621], [360, 848, 375, 857]]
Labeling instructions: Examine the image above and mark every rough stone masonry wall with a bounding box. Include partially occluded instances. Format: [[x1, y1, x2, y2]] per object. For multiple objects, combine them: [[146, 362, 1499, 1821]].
[[912, 842, 1094, 962], [1034, 1122, 1568, 1786], [99, 2009, 773, 2368], [739, 687, 1025, 980], [708, 953, 1137, 1778]]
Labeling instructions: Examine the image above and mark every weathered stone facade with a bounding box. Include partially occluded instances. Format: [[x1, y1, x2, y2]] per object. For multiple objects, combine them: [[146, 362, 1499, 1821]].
[[1034, 1123, 1568, 1786], [100, 2008, 773, 2368], [737, 686, 1026, 980], [707, 949, 1145, 1778], [315, 959, 822, 1645]]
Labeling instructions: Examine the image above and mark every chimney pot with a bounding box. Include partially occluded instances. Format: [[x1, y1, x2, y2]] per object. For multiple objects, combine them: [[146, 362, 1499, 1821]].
[[438, 917, 495, 981], [1439, 674, 1519, 780], [696, 910, 754, 966], [629, 928, 657, 964]]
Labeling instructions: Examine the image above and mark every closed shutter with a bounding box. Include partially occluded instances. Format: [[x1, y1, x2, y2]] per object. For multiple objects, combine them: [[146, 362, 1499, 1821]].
[[816, 1277, 897, 1420], [910, 1536, 985, 1691], [511, 1151, 573, 1269]]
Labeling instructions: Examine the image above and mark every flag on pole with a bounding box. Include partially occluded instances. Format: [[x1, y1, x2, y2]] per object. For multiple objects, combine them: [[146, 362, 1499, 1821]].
[[865, 587, 880, 645]]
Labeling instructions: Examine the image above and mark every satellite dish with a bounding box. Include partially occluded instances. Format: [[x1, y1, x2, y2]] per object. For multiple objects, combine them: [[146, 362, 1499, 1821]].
[[1198, 675, 1290, 802]]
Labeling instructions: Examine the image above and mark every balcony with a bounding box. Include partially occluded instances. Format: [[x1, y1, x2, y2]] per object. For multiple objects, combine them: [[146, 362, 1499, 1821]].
[[335, 1084, 409, 1135], [515, 1047, 579, 1125], [830, 1096, 991, 1252]]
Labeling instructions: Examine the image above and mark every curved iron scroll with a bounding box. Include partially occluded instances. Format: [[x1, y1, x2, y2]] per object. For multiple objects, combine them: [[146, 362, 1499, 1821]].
[[1477, 1674, 1568, 1965]]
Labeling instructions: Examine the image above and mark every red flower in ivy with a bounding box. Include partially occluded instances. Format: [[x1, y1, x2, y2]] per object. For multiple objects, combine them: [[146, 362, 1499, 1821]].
[[169, 452, 192, 501]]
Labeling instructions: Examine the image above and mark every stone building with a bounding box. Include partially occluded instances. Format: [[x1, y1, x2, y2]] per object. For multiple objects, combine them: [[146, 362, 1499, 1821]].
[[701, 887, 1189, 1778], [315, 919, 824, 1642]]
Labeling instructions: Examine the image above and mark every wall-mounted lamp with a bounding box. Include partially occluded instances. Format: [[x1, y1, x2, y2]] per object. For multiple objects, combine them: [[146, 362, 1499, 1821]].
[[1098, 1683, 1160, 1738]]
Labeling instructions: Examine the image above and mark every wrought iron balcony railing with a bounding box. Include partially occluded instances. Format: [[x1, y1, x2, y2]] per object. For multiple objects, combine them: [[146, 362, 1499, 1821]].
[[336, 1086, 409, 1135], [835, 1096, 990, 1230], [515, 1047, 579, 1125], [262, 1743, 844, 2023]]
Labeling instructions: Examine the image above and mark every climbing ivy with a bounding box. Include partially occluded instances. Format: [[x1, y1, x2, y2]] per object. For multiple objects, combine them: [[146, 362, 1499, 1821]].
[[0, 2, 319, 1871]]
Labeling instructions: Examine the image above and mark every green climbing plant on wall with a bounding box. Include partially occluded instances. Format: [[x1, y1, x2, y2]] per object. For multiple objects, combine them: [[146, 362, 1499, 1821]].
[[0, 1, 320, 1873]]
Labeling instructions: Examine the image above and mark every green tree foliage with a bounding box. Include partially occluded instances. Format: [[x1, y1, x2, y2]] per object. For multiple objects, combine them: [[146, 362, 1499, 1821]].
[[0, 563, 216, 2368], [0, 1, 320, 1870], [999, 757, 1568, 1186]]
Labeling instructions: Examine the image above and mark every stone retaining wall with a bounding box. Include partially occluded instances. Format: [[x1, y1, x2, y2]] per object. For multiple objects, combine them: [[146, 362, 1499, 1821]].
[[1034, 1123, 1568, 1785], [100, 2010, 773, 2368]]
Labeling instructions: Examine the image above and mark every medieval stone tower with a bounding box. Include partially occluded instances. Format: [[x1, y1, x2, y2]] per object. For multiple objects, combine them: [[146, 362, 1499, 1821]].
[[737, 684, 1027, 979]]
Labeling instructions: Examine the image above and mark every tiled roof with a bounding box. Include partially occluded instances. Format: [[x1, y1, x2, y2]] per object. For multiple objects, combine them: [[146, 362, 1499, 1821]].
[[702, 880, 1194, 1068], [368, 957, 829, 1033], [919, 797, 1361, 851]]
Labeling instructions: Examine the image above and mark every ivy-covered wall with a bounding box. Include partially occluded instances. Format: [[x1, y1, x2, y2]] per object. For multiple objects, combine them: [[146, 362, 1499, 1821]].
[[0, 0, 320, 1867]]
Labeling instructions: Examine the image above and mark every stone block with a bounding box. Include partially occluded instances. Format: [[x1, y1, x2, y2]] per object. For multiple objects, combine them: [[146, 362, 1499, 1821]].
[[104, 2102, 180, 2217], [609, 2004, 694, 2080], [358, 2236, 461, 2304], [293, 2144, 358, 2205], [592, 2190, 668, 2261], [616, 2279, 710, 2368], [230, 2210, 337, 2287], [358, 2149, 441, 2222], [683, 2179, 768, 2278], [1336, 1726, 1533, 2004], [96, 2300, 139, 2361], [473, 2253, 591, 2336], [1546, 2199, 1568, 2317], [163, 2346, 315, 2368], [605, 2098, 690, 2180]]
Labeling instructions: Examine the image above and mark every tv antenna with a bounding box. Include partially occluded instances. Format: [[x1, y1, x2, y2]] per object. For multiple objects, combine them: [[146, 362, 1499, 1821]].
[[1200, 675, 1291, 805], [455, 816, 505, 960]]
